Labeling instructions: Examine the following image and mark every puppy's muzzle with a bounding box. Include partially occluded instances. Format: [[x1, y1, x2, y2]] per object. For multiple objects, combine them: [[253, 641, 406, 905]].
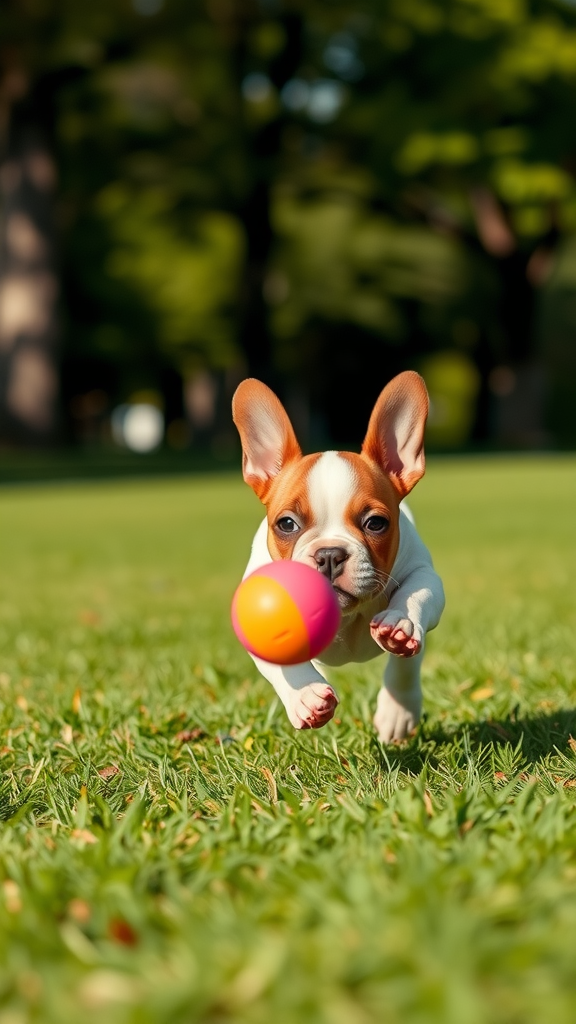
[[314, 546, 349, 583]]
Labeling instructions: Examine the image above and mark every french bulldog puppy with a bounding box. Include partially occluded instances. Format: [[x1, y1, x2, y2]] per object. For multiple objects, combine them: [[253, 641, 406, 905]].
[[232, 371, 444, 742]]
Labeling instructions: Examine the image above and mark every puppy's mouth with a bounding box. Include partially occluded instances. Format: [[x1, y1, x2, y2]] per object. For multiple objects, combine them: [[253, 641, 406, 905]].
[[332, 585, 360, 611]]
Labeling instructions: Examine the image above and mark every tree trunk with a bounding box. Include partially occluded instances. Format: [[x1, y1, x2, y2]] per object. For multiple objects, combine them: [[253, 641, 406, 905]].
[[237, 173, 275, 384], [468, 188, 556, 446], [0, 78, 60, 445]]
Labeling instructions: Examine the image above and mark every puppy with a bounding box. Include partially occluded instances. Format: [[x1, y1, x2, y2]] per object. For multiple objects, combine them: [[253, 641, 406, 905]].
[[232, 371, 445, 742]]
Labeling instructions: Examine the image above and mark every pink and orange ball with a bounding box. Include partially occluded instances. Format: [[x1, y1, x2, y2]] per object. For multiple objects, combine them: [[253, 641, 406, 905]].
[[231, 560, 341, 665]]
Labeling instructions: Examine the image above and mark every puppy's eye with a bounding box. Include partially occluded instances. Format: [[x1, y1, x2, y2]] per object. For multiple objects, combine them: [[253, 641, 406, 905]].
[[364, 515, 389, 535], [276, 516, 300, 535]]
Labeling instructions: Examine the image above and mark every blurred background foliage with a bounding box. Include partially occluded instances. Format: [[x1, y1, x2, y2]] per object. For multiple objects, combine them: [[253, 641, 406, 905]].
[[2, 0, 576, 458]]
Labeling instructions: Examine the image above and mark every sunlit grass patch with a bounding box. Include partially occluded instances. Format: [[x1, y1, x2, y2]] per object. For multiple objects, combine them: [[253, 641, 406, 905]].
[[0, 457, 575, 1023]]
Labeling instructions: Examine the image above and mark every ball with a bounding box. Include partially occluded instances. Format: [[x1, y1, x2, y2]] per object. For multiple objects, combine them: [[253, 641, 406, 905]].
[[231, 560, 341, 665]]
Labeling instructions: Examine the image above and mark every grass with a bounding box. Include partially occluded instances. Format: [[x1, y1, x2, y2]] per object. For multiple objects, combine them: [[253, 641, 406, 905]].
[[0, 455, 575, 1024]]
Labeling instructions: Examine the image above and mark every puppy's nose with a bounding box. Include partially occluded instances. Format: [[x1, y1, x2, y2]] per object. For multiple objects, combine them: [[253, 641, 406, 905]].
[[314, 546, 349, 582]]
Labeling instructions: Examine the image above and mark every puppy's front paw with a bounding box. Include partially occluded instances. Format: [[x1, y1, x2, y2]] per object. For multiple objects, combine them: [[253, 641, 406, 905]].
[[373, 686, 421, 743], [370, 612, 422, 658], [286, 684, 339, 730]]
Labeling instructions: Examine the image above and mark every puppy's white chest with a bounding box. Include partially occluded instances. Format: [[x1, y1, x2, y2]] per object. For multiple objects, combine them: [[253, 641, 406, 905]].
[[317, 600, 388, 667]]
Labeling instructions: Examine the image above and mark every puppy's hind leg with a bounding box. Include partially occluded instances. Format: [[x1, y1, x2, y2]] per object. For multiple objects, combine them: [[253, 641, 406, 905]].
[[373, 647, 423, 743]]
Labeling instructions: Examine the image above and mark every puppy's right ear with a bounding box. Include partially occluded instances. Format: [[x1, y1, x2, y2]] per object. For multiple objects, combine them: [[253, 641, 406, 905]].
[[232, 379, 302, 501]]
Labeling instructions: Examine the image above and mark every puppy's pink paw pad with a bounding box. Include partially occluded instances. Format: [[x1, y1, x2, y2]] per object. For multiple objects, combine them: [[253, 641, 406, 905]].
[[288, 685, 339, 730], [370, 617, 422, 658]]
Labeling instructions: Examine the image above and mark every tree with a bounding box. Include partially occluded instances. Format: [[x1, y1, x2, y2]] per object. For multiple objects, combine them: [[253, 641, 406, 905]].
[[336, 0, 576, 442], [3, 0, 576, 448], [0, 47, 61, 442]]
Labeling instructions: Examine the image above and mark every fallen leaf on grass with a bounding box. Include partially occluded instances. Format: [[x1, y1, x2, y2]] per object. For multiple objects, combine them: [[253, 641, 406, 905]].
[[108, 918, 138, 947], [456, 678, 474, 693], [68, 899, 91, 923], [3, 880, 22, 913], [71, 829, 99, 846], [553, 776, 576, 788], [78, 609, 101, 626], [260, 766, 278, 804], [459, 819, 474, 837], [423, 790, 434, 817], [174, 831, 201, 848], [175, 727, 205, 744], [79, 969, 142, 1008], [568, 736, 576, 753], [471, 686, 494, 701]]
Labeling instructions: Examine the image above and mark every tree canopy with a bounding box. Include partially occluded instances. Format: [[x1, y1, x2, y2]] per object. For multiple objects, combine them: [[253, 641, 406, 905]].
[[2, 0, 576, 447]]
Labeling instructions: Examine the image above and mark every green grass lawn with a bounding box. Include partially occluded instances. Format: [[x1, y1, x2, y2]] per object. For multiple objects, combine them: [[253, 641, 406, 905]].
[[0, 456, 576, 1024]]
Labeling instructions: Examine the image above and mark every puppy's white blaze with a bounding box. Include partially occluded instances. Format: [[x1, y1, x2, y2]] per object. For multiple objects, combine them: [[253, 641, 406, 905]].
[[305, 450, 357, 539]]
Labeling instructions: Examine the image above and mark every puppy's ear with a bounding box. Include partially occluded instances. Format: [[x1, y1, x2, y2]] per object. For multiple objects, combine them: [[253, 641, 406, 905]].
[[232, 379, 302, 500], [361, 371, 429, 497]]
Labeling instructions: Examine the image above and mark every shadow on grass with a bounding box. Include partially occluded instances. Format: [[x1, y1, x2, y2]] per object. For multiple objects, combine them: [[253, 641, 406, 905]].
[[371, 708, 576, 775]]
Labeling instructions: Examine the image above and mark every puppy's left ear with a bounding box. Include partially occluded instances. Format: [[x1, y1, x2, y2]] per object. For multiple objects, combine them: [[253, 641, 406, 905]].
[[361, 371, 429, 498]]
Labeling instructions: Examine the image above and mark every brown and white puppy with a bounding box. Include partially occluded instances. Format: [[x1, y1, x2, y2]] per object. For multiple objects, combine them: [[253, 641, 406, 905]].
[[232, 371, 445, 742]]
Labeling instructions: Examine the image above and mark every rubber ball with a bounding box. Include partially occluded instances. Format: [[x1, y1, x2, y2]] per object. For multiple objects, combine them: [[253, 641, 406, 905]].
[[231, 560, 341, 665]]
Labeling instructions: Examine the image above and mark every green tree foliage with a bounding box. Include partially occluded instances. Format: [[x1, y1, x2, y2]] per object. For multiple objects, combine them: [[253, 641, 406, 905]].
[[2, 0, 576, 444]]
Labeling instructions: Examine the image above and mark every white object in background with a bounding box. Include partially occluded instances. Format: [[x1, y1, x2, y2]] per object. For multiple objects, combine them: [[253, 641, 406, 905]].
[[111, 403, 164, 452]]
